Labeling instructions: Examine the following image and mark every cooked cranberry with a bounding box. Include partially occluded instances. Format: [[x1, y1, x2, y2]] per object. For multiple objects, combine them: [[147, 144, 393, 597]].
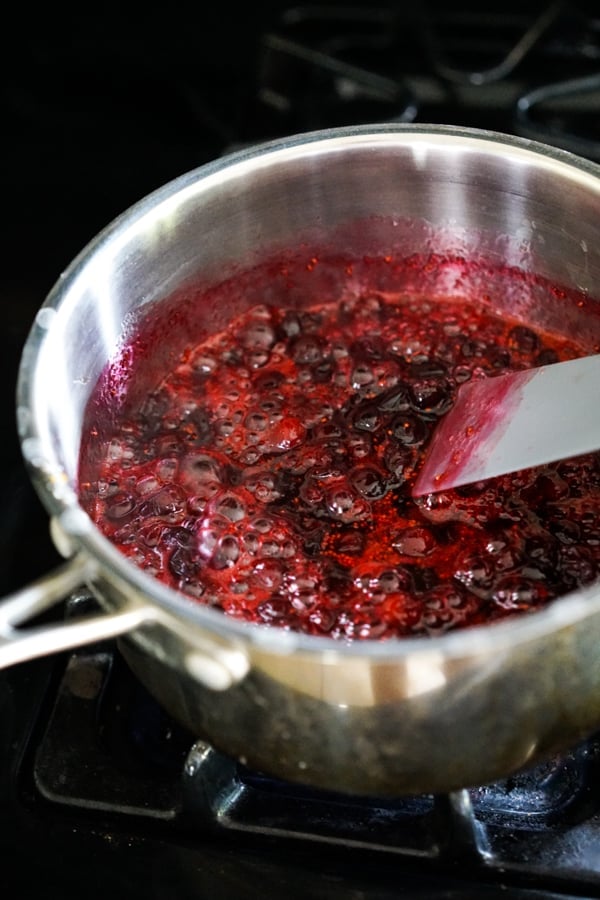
[[486, 347, 511, 370], [169, 546, 201, 580], [351, 401, 384, 433], [508, 325, 540, 353], [523, 534, 559, 575], [349, 466, 387, 499], [346, 433, 373, 460], [256, 598, 293, 625], [349, 336, 386, 361], [325, 486, 370, 523], [558, 545, 596, 586], [314, 360, 335, 382], [420, 585, 474, 634], [158, 526, 194, 549], [81, 278, 597, 641], [492, 573, 547, 611], [384, 445, 415, 483], [453, 553, 495, 597], [550, 518, 581, 545], [290, 334, 326, 366], [519, 471, 569, 506], [374, 382, 409, 412], [240, 318, 277, 351], [460, 338, 487, 358], [390, 413, 429, 445], [535, 348, 559, 366], [409, 379, 453, 415], [308, 605, 337, 633]]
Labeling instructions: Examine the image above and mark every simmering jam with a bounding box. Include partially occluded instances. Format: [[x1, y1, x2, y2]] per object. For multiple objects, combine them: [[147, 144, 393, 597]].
[[78, 276, 600, 641]]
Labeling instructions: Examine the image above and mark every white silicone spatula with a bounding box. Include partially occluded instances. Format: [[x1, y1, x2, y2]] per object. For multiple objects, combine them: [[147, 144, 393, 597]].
[[412, 354, 600, 496]]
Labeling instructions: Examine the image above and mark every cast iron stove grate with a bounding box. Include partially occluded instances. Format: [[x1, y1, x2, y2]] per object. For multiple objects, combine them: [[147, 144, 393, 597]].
[[15, 594, 600, 899], [240, 1, 600, 162]]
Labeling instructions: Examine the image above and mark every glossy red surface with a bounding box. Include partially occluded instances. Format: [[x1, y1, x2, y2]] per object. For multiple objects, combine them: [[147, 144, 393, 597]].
[[79, 278, 600, 640]]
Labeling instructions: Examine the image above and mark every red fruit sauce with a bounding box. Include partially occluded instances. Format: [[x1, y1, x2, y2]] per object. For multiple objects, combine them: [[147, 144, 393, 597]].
[[78, 261, 600, 641]]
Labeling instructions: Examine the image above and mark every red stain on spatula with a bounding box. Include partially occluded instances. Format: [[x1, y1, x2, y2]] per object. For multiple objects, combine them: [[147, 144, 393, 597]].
[[412, 369, 535, 496]]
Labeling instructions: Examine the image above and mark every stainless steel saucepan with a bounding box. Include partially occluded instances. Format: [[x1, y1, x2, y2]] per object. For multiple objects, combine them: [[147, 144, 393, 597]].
[[1, 124, 599, 796]]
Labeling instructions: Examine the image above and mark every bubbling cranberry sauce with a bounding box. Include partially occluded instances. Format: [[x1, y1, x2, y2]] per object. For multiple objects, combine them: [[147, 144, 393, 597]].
[[78, 261, 600, 642]]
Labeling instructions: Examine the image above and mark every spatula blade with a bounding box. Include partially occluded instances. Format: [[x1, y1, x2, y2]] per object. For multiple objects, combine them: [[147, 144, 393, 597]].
[[412, 354, 600, 496]]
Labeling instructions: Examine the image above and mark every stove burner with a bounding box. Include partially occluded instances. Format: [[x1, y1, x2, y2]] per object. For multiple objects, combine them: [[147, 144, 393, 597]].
[[243, 3, 600, 161], [23, 591, 600, 897], [256, 31, 419, 131], [516, 72, 600, 159]]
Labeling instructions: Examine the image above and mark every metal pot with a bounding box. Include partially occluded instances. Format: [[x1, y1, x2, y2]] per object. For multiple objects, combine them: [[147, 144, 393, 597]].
[[2, 124, 600, 796]]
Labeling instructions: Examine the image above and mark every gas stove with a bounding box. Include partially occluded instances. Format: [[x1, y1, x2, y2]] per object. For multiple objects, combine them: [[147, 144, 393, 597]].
[[6, 611, 600, 899], [1, 3, 600, 898]]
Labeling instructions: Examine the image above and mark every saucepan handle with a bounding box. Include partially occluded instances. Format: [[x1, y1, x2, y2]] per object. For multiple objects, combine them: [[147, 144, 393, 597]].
[[0, 554, 152, 670]]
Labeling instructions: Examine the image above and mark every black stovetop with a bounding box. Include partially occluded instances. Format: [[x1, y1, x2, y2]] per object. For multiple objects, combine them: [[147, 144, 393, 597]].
[[1, 3, 600, 897], [6, 619, 600, 900]]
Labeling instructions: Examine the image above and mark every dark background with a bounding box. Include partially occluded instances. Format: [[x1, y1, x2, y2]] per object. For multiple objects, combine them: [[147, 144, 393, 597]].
[[0, 0, 597, 590], [2, 0, 596, 303]]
